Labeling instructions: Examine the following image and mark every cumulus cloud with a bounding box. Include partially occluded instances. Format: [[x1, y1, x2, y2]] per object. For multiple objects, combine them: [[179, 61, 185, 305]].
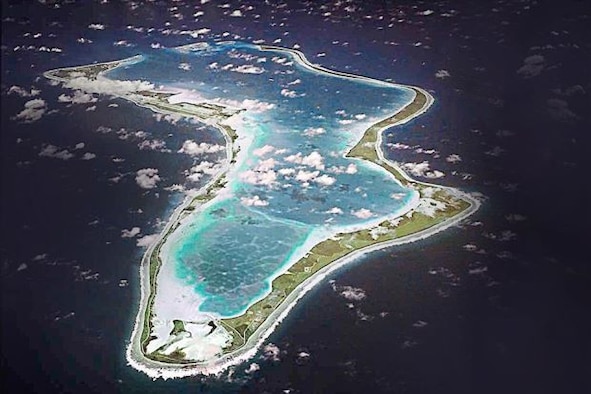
[[330, 281, 367, 302], [187, 161, 222, 182], [416, 198, 447, 217], [39, 144, 74, 160], [231, 64, 265, 74], [351, 208, 374, 219], [136, 234, 159, 247], [81, 152, 96, 160], [280, 88, 298, 98], [88, 23, 105, 30], [7, 85, 40, 97], [329, 163, 358, 174], [240, 195, 269, 207], [435, 69, 451, 79], [178, 140, 225, 155], [215, 98, 274, 113], [517, 55, 545, 78], [63, 76, 154, 97], [261, 343, 280, 362], [229, 9, 243, 17], [121, 227, 141, 238], [285, 151, 325, 170], [138, 139, 169, 152], [314, 174, 336, 186], [295, 169, 320, 183], [446, 154, 462, 163], [546, 98, 578, 122], [135, 168, 161, 189], [178, 62, 191, 71], [339, 286, 367, 301], [240, 169, 277, 187], [303, 127, 325, 137], [400, 161, 445, 179], [58, 90, 98, 104], [253, 145, 275, 156], [14, 98, 48, 123], [255, 158, 277, 172], [325, 207, 343, 214]]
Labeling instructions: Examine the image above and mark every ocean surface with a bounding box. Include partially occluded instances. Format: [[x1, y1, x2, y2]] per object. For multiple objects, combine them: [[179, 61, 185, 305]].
[[2, 1, 589, 393]]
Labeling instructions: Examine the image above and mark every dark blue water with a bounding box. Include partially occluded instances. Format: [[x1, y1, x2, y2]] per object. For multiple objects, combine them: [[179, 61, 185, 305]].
[[2, 1, 590, 393]]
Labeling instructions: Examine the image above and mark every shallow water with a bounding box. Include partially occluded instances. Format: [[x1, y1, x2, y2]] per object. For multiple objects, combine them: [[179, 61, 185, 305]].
[[109, 42, 417, 317]]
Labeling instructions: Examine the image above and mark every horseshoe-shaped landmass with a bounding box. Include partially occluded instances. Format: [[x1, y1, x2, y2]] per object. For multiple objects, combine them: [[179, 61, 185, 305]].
[[45, 42, 479, 379]]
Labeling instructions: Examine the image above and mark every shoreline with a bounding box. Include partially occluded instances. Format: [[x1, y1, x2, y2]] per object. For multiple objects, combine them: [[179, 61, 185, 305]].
[[44, 42, 480, 380]]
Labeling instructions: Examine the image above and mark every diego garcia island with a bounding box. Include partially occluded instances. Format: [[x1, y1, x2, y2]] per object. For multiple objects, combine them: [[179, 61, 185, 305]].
[[44, 41, 480, 379]]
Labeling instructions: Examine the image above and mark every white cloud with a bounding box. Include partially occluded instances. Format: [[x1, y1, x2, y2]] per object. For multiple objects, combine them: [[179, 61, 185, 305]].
[[261, 343, 280, 362], [121, 227, 141, 238], [88, 23, 105, 30], [417, 9, 435, 16], [14, 98, 47, 123], [58, 90, 98, 104], [278, 168, 296, 176], [245, 363, 260, 374], [39, 144, 74, 160], [178, 140, 225, 155], [138, 139, 169, 152], [346, 163, 358, 174], [255, 158, 277, 172], [351, 208, 374, 219], [7, 85, 40, 97], [314, 174, 336, 186], [303, 127, 325, 137], [135, 168, 161, 189], [240, 169, 277, 187], [81, 152, 96, 160], [136, 234, 159, 247], [187, 161, 222, 182], [230, 9, 243, 17], [400, 161, 445, 179], [232, 64, 265, 74], [388, 142, 412, 149], [295, 169, 319, 183], [517, 55, 545, 78], [547, 98, 578, 122], [253, 145, 275, 156], [325, 207, 343, 214], [435, 69, 451, 79], [285, 151, 325, 170], [63, 76, 154, 97], [446, 154, 462, 163], [280, 88, 298, 98], [340, 286, 367, 301], [240, 195, 269, 207], [214, 98, 274, 113], [329, 163, 357, 174], [178, 62, 191, 71], [415, 198, 447, 217]]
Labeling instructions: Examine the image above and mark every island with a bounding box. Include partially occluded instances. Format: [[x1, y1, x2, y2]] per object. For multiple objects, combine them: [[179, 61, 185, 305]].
[[44, 41, 480, 379]]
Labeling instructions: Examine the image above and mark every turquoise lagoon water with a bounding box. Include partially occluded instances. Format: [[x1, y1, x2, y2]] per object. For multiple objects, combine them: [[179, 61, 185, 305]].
[[107, 42, 418, 317]]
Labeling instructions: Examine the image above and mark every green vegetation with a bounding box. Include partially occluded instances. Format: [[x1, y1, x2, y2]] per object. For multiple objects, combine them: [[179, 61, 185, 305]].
[[170, 319, 186, 336]]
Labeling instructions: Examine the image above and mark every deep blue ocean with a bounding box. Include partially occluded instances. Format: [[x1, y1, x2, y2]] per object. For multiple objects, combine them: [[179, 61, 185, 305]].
[[2, 1, 589, 393]]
